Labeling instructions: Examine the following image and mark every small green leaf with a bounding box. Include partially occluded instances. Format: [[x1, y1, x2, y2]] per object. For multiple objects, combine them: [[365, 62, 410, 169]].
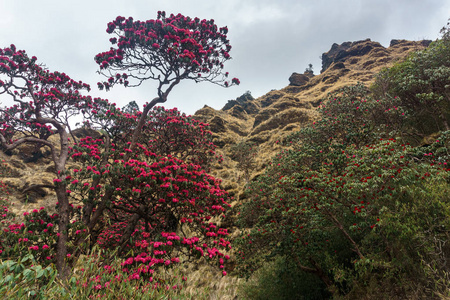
[[23, 268, 33, 279], [36, 268, 45, 279]]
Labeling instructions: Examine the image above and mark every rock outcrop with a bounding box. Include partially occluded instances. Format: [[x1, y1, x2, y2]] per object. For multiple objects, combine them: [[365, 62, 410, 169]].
[[288, 72, 311, 86], [321, 38, 382, 73]]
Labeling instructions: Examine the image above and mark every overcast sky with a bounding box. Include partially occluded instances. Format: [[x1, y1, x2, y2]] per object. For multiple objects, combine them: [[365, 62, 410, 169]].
[[0, 0, 449, 115]]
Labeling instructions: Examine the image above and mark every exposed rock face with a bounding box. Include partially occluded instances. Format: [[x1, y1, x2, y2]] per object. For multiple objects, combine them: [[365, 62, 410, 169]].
[[390, 39, 431, 47], [321, 38, 432, 73], [72, 127, 102, 139], [288, 72, 310, 86], [321, 38, 383, 73], [222, 91, 254, 111]]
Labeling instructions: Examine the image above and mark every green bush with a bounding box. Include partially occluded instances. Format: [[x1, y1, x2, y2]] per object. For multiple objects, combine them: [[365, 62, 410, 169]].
[[372, 27, 450, 138], [0, 254, 64, 299], [236, 82, 450, 298], [238, 256, 329, 300]]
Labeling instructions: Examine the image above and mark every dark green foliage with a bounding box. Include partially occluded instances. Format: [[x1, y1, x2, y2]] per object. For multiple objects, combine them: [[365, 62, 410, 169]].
[[236, 81, 450, 298], [238, 256, 330, 300], [122, 100, 140, 114], [305, 63, 314, 75], [372, 25, 450, 137]]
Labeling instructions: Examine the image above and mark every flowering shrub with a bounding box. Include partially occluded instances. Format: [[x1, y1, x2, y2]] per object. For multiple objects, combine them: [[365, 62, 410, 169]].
[[66, 248, 191, 298], [79, 100, 221, 168], [141, 106, 223, 169], [236, 84, 450, 297], [0, 176, 84, 267], [0, 45, 100, 275], [67, 104, 232, 279]]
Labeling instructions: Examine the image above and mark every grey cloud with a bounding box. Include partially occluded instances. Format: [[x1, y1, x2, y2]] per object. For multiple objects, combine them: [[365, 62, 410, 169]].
[[1, 0, 449, 115]]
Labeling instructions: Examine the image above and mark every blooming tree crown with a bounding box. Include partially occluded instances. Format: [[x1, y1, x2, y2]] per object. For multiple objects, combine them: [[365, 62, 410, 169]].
[[95, 11, 240, 94], [0, 44, 92, 142]]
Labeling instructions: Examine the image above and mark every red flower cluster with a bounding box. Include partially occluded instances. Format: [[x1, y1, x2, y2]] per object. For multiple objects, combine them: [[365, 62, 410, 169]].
[[94, 12, 239, 90]]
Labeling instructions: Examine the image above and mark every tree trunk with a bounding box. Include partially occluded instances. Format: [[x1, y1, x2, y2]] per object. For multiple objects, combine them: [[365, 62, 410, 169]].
[[441, 113, 449, 131], [53, 125, 70, 279], [126, 97, 162, 157], [55, 184, 70, 278], [87, 188, 115, 232], [118, 213, 141, 253]]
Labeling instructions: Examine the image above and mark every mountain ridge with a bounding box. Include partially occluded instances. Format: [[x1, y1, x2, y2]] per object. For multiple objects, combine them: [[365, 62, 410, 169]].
[[193, 38, 431, 200], [0, 38, 431, 221]]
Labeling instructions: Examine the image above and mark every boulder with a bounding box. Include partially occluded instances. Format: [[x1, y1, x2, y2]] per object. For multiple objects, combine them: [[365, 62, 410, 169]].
[[288, 72, 310, 86]]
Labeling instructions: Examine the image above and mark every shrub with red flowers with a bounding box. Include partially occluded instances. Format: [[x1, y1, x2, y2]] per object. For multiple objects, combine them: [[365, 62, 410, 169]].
[[0, 206, 82, 264], [66, 102, 232, 281], [0, 44, 100, 276], [141, 106, 223, 169], [81, 101, 221, 168], [0, 158, 85, 268], [236, 84, 450, 298]]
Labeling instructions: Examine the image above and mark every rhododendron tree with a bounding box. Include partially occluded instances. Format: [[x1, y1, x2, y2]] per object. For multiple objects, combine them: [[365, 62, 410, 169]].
[[0, 45, 96, 276], [67, 103, 232, 279], [0, 44, 233, 283], [373, 24, 450, 133], [95, 11, 239, 152], [236, 85, 450, 297], [83, 13, 239, 274]]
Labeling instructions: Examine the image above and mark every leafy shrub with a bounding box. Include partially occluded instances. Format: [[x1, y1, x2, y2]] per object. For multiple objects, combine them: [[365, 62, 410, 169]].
[[0, 254, 65, 299], [372, 25, 450, 137], [238, 256, 329, 300], [236, 83, 450, 298]]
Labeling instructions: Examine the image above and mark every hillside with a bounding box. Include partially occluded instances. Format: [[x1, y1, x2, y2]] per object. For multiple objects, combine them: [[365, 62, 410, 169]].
[[0, 39, 430, 215], [0, 38, 435, 299], [194, 38, 430, 202]]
